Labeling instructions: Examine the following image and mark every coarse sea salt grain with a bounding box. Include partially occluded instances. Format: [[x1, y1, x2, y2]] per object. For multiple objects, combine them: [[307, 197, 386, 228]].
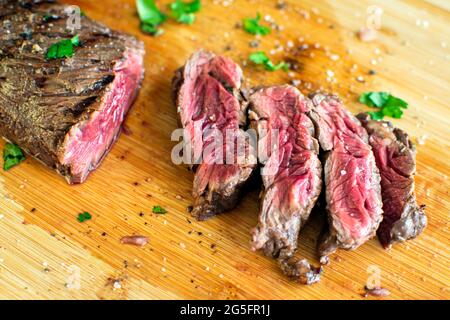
[[113, 281, 121, 289], [330, 54, 340, 61]]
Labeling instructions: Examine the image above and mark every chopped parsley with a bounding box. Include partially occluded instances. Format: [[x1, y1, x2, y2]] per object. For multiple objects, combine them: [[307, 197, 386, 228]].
[[137, 0, 167, 35], [359, 92, 408, 120], [3, 143, 25, 171], [243, 13, 271, 35], [152, 205, 168, 214], [46, 35, 80, 60], [77, 212, 92, 222], [169, 0, 201, 25], [249, 51, 289, 71]]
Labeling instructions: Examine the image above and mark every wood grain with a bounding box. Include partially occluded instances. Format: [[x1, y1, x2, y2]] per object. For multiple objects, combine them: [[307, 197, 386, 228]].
[[0, 0, 448, 300]]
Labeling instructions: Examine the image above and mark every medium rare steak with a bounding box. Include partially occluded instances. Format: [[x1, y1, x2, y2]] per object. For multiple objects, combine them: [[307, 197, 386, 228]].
[[309, 93, 383, 264], [0, 0, 144, 183], [357, 113, 427, 248], [249, 86, 322, 284], [172, 50, 257, 220]]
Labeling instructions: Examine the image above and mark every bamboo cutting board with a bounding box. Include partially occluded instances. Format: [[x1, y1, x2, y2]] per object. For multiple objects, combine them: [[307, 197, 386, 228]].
[[0, 0, 449, 300]]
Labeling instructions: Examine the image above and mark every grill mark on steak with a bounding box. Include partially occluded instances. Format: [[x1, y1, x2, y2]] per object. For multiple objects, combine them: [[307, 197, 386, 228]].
[[249, 85, 322, 284], [357, 113, 427, 248], [172, 50, 257, 220], [308, 93, 383, 264], [66, 96, 99, 117], [0, 0, 145, 183]]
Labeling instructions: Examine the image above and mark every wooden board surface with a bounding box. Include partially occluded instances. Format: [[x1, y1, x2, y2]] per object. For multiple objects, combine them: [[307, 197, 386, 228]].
[[0, 0, 449, 300]]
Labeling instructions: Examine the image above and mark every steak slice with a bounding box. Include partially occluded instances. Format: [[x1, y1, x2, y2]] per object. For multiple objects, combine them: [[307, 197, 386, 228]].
[[309, 93, 383, 264], [249, 86, 322, 284], [0, 1, 144, 184], [357, 113, 427, 248], [172, 50, 257, 220]]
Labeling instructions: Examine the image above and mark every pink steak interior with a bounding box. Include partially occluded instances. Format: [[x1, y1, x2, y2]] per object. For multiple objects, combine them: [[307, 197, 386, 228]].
[[59, 50, 144, 184]]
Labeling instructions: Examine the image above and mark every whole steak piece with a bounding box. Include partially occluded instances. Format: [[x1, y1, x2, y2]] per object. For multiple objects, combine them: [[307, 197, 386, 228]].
[[309, 93, 383, 264], [357, 113, 427, 248], [249, 86, 322, 284], [172, 50, 257, 221], [0, 0, 145, 184]]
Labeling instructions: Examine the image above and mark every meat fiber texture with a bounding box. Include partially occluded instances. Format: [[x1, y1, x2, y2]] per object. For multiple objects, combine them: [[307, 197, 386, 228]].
[[0, 1, 145, 184], [309, 93, 383, 264], [249, 85, 322, 284], [172, 50, 257, 221], [357, 113, 427, 248]]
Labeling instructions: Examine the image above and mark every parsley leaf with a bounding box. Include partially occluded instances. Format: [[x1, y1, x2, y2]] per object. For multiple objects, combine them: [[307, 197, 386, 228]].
[[137, 0, 167, 35], [249, 52, 289, 71], [3, 143, 25, 171], [77, 212, 92, 222], [152, 205, 168, 214], [359, 92, 408, 120], [46, 35, 80, 60], [169, 0, 201, 25], [243, 13, 271, 35], [367, 111, 384, 121]]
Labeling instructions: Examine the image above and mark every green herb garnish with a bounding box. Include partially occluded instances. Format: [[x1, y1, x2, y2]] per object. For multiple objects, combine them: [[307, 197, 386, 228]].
[[3, 143, 25, 171], [77, 212, 92, 222], [137, 0, 167, 35], [169, 0, 201, 25], [249, 51, 289, 71], [46, 35, 80, 60], [152, 206, 168, 214], [359, 92, 408, 120], [243, 13, 271, 35]]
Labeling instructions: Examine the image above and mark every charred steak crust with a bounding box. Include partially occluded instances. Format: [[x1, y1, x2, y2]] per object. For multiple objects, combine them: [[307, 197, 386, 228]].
[[172, 50, 257, 220], [279, 257, 322, 285], [308, 93, 383, 264], [357, 113, 427, 248], [249, 85, 322, 284], [0, 1, 145, 183]]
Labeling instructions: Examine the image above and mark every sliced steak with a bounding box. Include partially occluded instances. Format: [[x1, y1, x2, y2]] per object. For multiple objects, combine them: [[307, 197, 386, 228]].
[[172, 50, 257, 220], [0, 0, 145, 184], [309, 93, 383, 264], [357, 113, 427, 248], [249, 85, 322, 284]]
